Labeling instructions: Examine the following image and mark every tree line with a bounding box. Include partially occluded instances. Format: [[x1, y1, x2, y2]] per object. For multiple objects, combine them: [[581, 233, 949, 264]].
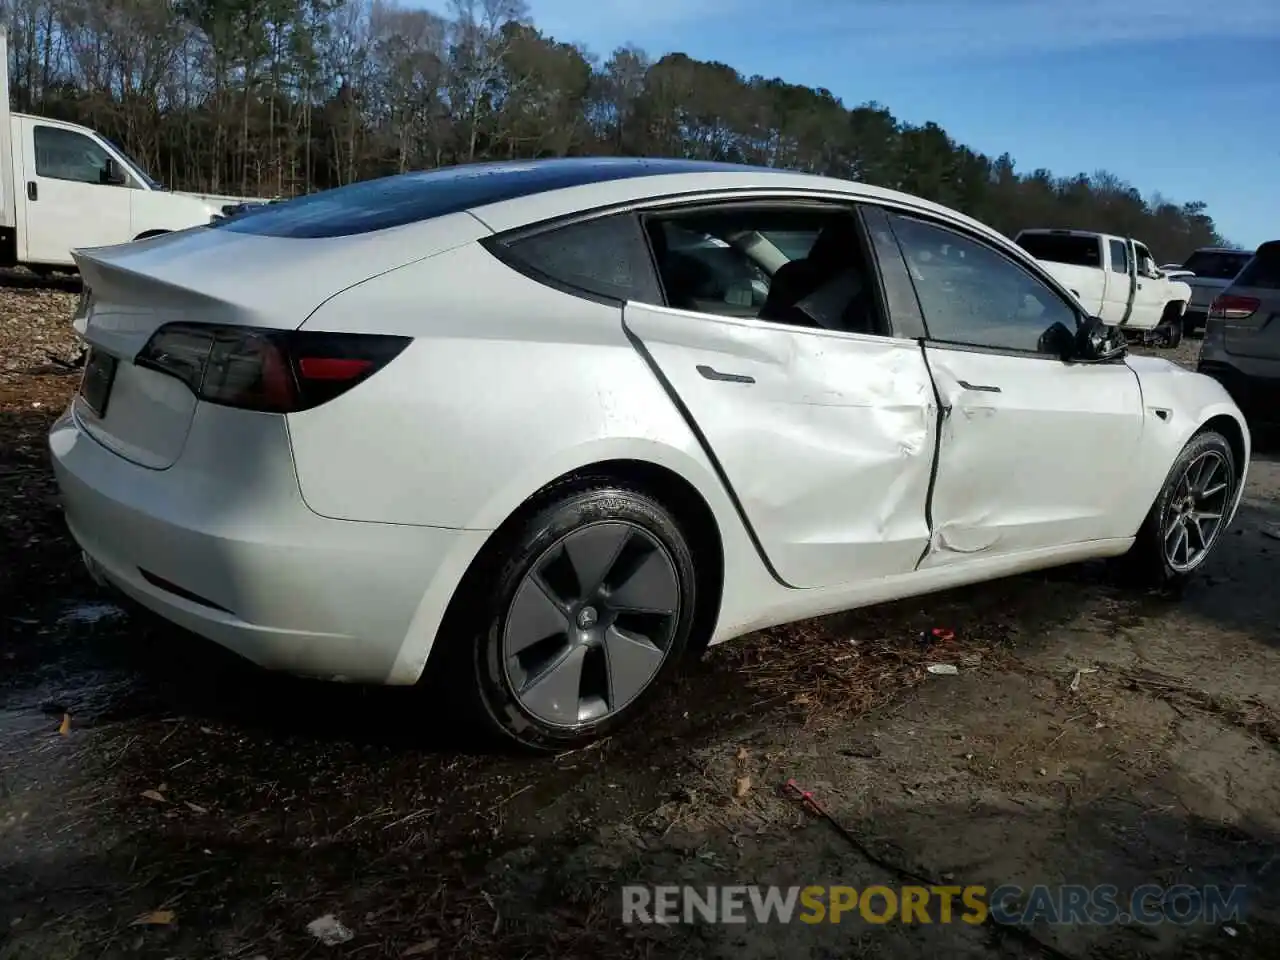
[[5, 0, 1230, 261]]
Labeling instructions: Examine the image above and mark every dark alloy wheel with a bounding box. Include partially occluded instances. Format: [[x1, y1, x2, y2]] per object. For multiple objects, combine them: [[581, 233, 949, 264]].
[[1160, 447, 1231, 573], [455, 482, 698, 751], [1118, 430, 1237, 587], [502, 519, 681, 727]]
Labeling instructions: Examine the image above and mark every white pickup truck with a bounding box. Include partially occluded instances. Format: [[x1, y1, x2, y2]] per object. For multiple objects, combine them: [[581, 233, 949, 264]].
[[1013, 229, 1192, 347], [0, 26, 264, 274]]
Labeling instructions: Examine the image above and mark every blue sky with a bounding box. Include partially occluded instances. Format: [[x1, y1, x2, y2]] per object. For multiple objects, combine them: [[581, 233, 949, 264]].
[[418, 0, 1280, 248]]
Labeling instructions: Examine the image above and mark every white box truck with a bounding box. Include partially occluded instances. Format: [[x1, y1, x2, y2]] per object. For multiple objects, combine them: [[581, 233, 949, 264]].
[[0, 26, 264, 274]]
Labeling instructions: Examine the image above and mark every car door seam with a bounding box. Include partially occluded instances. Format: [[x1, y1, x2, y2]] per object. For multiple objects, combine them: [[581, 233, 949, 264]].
[[914, 339, 946, 569], [620, 321, 798, 589]]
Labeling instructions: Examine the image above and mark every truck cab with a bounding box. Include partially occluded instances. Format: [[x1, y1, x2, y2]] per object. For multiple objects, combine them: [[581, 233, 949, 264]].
[[1013, 228, 1191, 345], [0, 27, 263, 271]]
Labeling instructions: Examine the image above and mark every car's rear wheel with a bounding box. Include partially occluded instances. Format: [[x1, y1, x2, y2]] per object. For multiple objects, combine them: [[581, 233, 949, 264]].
[[1157, 303, 1184, 348], [1117, 430, 1236, 587], [460, 482, 698, 751]]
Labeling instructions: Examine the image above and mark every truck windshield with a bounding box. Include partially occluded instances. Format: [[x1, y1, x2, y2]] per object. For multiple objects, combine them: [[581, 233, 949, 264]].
[[1015, 233, 1102, 268], [106, 139, 162, 189], [1181, 249, 1251, 280]]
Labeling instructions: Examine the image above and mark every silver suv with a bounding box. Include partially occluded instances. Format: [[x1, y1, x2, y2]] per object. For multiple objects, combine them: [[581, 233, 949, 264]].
[[1178, 247, 1254, 337], [1196, 240, 1280, 423]]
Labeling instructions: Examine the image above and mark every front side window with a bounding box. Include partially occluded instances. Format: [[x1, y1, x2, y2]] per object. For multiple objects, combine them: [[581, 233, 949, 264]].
[[34, 127, 114, 185], [890, 213, 1078, 354]]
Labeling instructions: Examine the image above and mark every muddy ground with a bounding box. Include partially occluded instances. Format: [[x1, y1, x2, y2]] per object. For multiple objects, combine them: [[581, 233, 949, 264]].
[[2, 275, 1278, 960]]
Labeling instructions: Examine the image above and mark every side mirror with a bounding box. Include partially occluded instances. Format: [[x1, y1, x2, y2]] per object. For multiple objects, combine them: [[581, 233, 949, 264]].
[[1072, 315, 1127, 363], [102, 158, 127, 186]]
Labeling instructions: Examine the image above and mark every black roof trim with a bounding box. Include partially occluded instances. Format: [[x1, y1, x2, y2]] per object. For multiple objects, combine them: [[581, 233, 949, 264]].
[[213, 158, 779, 239]]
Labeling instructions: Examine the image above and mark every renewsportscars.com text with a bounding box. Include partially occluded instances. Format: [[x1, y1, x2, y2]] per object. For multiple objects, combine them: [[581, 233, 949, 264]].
[[621, 884, 1249, 926]]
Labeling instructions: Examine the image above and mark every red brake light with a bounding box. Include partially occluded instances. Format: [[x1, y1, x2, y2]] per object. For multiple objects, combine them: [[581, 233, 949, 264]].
[[1208, 295, 1260, 320], [297, 357, 375, 380], [137, 324, 410, 412]]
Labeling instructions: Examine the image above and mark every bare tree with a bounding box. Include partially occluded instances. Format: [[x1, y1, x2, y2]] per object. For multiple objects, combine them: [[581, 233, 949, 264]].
[[0, 0, 1231, 257]]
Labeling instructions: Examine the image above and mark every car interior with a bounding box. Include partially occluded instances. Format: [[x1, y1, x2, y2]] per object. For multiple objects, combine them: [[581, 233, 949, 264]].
[[644, 210, 885, 336]]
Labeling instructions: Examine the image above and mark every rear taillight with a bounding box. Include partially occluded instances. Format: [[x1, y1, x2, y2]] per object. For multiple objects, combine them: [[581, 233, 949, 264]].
[[136, 323, 410, 413], [1208, 295, 1260, 320]]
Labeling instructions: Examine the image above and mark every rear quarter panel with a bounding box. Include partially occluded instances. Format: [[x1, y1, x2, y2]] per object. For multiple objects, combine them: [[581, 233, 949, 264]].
[[290, 242, 713, 529], [288, 240, 775, 635]]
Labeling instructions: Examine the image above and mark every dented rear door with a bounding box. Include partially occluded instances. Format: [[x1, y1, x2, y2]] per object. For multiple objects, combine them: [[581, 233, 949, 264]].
[[622, 301, 936, 589]]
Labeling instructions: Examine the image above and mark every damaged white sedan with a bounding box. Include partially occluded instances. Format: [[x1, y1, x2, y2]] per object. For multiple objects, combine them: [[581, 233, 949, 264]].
[[50, 158, 1250, 750]]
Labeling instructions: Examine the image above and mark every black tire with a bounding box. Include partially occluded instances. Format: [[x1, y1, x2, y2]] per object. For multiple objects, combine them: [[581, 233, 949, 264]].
[[1114, 430, 1236, 588], [1157, 303, 1184, 348], [447, 481, 698, 752]]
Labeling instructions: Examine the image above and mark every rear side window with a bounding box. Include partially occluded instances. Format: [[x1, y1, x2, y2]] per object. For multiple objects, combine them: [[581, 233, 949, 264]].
[[497, 213, 662, 304], [1015, 233, 1101, 268], [1183, 250, 1252, 280], [1109, 240, 1129, 275], [1235, 242, 1280, 290]]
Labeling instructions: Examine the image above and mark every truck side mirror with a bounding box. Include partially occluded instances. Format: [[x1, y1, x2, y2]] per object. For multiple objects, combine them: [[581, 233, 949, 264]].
[[101, 158, 127, 186]]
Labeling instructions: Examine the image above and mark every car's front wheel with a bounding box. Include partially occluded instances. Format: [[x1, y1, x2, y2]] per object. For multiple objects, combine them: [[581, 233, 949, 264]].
[[1118, 430, 1237, 587], [459, 482, 698, 752]]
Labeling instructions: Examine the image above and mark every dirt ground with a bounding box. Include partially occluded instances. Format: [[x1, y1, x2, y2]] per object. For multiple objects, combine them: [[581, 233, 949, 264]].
[[2, 275, 1278, 960]]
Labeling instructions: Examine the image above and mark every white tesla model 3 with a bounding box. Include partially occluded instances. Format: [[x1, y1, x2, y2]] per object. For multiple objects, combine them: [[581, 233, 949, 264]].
[[50, 158, 1249, 750]]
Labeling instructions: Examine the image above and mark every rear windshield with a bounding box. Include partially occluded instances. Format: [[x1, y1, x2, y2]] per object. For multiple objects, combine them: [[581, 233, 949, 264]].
[[211, 158, 747, 239], [1234, 243, 1280, 290], [1181, 249, 1251, 280], [1015, 233, 1101, 268]]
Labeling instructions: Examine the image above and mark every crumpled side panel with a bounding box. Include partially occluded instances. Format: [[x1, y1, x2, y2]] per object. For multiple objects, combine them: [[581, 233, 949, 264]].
[[624, 302, 938, 589]]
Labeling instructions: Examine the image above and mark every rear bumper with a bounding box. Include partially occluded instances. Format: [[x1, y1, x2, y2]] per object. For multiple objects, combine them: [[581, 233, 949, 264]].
[[48, 403, 488, 684]]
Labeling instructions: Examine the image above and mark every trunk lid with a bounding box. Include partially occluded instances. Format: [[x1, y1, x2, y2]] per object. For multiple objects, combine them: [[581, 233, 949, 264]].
[[1185, 276, 1232, 310], [70, 211, 488, 468]]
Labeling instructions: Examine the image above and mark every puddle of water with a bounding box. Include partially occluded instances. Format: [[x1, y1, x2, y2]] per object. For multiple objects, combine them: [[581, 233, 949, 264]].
[[57, 602, 126, 625]]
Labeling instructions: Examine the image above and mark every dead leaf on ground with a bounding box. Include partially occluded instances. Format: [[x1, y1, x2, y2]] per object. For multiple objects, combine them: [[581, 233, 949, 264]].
[[307, 913, 355, 945], [132, 909, 175, 926], [140, 789, 166, 803], [733, 775, 752, 799], [402, 939, 440, 956], [58, 713, 70, 735], [184, 801, 208, 814], [735, 745, 748, 762]]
